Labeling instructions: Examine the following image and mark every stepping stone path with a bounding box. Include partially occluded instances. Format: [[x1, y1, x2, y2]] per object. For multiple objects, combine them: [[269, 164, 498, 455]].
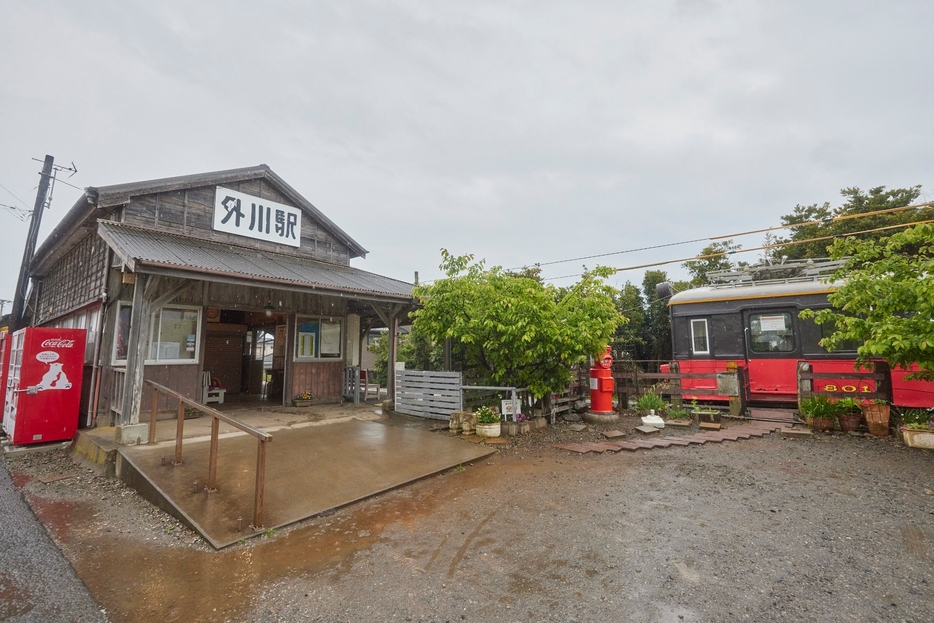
[[553, 421, 788, 454]]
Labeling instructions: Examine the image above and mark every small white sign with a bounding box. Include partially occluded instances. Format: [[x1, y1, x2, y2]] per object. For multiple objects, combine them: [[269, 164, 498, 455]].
[[759, 315, 786, 332], [213, 186, 302, 247]]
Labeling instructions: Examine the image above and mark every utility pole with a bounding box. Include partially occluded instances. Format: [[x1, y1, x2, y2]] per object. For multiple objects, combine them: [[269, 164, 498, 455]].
[[0, 299, 11, 317], [10, 155, 54, 331]]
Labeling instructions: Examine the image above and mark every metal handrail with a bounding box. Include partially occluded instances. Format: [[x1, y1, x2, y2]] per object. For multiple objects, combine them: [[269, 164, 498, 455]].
[[145, 380, 272, 529]]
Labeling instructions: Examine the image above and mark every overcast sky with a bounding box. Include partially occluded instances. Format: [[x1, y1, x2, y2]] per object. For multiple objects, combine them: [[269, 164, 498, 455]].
[[2, 0, 932, 305]]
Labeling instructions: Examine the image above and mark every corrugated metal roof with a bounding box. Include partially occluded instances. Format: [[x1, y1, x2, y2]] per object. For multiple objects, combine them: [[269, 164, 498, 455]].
[[98, 221, 413, 300]]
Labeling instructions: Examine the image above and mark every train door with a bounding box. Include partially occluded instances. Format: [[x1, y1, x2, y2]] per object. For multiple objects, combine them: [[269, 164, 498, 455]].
[[743, 308, 800, 402]]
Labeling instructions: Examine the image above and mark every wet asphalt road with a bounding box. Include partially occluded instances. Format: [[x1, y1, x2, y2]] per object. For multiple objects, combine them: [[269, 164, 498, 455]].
[[0, 457, 108, 623]]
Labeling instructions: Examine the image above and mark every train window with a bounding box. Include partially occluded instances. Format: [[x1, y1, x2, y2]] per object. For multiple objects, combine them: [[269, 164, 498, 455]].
[[819, 319, 860, 352], [749, 312, 795, 353], [691, 319, 709, 354]]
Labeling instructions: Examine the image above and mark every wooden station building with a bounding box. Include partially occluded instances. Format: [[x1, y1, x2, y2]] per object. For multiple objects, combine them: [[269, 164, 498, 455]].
[[28, 165, 415, 442]]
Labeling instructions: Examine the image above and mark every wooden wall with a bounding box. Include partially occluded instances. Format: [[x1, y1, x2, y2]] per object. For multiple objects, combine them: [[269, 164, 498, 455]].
[[291, 361, 343, 400], [121, 179, 352, 265], [36, 232, 107, 325]]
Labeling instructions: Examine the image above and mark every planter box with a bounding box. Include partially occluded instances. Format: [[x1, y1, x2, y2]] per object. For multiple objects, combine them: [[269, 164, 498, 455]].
[[862, 403, 891, 437], [693, 410, 721, 424], [292, 400, 313, 407], [476, 422, 501, 438], [902, 429, 934, 449]]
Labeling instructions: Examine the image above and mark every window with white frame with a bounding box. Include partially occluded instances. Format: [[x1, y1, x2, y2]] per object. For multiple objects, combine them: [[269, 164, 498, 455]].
[[691, 318, 709, 354], [114, 303, 201, 364], [295, 316, 342, 360]]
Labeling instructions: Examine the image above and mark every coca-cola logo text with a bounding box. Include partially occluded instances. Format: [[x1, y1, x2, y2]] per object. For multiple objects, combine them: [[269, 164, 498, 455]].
[[41, 339, 76, 348]]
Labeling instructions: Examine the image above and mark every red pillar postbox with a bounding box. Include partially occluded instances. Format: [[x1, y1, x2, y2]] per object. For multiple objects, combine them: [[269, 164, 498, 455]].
[[589, 346, 615, 414]]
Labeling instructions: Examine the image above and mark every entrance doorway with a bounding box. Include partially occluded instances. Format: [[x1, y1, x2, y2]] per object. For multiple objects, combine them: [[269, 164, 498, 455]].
[[203, 309, 288, 403]]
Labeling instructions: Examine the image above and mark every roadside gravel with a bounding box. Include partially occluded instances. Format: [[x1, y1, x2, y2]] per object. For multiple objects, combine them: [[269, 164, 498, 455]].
[[7, 415, 934, 623], [0, 456, 109, 622]]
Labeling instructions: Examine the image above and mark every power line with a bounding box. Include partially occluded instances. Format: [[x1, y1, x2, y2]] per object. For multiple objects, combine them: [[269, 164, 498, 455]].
[[541, 218, 934, 281], [0, 181, 30, 208], [506, 199, 934, 272]]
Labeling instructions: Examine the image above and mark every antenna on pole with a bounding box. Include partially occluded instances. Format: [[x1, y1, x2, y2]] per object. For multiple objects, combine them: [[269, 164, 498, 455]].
[[10, 155, 55, 331]]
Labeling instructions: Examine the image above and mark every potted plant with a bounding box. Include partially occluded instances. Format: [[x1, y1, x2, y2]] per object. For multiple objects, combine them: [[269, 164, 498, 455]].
[[690, 398, 721, 424], [798, 395, 837, 432], [293, 391, 314, 407], [665, 407, 693, 426], [835, 397, 863, 433], [861, 399, 891, 437], [474, 405, 501, 438], [898, 409, 934, 448]]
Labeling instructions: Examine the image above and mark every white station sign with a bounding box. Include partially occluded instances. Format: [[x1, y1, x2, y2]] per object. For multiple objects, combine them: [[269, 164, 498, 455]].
[[213, 186, 302, 247]]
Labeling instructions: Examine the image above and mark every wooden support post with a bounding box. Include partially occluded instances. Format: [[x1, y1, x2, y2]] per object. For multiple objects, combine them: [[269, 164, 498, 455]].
[[207, 417, 219, 492], [148, 387, 159, 445], [796, 361, 811, 406], [874, 361, 892, 403], [254, 438, 267, 529], [387, 314, 398, 407], [670, 361, 682, 409], [726, 361, 743, 417], [121, 273, 149, 425], [174, 400, 185, 465]]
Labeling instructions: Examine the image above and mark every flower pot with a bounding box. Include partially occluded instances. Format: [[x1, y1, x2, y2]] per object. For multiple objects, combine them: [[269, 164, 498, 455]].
[[838, 413, 863, 433], [292, 399, 313, 407], [475, 422, 501, 438], [902, 429, 934, 449], [808, 416, 835, 433], [862, 403, 891, 437]]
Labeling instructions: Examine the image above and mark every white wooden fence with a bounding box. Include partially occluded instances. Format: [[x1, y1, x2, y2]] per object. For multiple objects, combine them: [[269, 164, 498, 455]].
[[395, 370, 463, 420]]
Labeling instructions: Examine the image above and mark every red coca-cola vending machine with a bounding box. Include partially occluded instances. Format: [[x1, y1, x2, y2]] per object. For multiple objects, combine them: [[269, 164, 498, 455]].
[[3, 327, 86, 445]]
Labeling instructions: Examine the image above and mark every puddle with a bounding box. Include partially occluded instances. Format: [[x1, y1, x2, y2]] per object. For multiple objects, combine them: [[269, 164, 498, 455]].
[[28, 461, 494, 623]]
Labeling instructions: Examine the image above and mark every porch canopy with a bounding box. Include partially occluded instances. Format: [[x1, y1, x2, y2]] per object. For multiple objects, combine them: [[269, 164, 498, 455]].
[[98, 220, 417, 423]]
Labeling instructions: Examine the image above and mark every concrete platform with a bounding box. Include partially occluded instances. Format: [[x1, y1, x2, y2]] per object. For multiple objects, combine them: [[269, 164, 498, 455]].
[[118, 418, 494, 548]]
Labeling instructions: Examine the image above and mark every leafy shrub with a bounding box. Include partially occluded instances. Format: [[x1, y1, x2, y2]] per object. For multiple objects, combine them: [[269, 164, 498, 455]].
[[835, 397, 860, 414], [799, 395, 838, 421], [475, 405, 499, 424], [898, 408, 932, 430], [667, 408, 691, 420], [636, 391, 666, 412]]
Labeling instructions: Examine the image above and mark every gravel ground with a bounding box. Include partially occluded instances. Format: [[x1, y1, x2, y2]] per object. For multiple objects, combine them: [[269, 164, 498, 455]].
[[0, 454, 109, 622], [7, 414, 934, 622]]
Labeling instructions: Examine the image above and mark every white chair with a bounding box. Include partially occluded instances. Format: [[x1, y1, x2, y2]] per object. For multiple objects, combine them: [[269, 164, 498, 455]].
[[202, 371, 225, 405], [362, 369, 380, 401]]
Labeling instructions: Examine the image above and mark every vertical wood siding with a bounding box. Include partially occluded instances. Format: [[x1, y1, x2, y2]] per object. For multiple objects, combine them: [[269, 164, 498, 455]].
[[122, 182, 352, 265], [291, 361, 343, 399]]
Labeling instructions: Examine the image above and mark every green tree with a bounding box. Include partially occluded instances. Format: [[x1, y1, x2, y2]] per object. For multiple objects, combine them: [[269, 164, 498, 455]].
[[612, 282, 645, 360], [776, 186, 930, 260], [367, 323, 445, 386], [799, 223, 934, 380], [640, 270, 673, 362], [682, 240, 743, 285], [412, 250, 624, 396]]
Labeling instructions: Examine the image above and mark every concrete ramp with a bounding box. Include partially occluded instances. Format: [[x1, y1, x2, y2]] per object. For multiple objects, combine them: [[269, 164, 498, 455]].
[[118, 419, 494, 548]]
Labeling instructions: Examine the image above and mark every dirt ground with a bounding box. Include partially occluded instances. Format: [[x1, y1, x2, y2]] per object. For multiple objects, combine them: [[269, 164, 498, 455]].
[[7, 413, 934, 622]]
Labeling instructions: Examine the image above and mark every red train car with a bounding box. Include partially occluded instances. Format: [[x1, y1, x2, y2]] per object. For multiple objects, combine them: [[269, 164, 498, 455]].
[[661, 260, 934, 408]]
